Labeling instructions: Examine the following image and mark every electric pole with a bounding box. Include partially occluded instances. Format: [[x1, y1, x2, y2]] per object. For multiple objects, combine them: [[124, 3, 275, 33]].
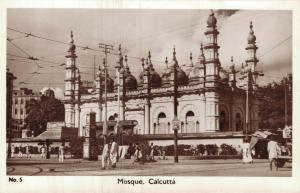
[[99, 43, 114, 145]]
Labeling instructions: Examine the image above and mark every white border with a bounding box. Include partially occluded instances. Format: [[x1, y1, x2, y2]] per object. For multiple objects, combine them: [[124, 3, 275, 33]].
[[0, 1, 299, 193]]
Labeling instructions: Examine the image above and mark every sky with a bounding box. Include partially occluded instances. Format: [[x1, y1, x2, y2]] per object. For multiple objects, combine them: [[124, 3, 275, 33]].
[[7, 9, 292, 99]]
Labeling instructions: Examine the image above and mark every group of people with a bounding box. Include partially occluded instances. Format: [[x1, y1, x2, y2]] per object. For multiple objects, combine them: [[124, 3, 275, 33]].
[[101, 138, 118, 170], [10, 144, 31, 158], [242, 135, 284, 171], [9, 144, 65, 163]]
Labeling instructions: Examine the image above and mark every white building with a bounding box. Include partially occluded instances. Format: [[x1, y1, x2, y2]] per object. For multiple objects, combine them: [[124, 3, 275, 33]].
[[63, 11, 261, 147]]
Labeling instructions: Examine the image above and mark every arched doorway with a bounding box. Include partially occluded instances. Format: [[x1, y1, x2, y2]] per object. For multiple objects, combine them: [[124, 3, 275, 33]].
[[157, 112, 167, 134], [235, 113, 243, 131], [186, 111, 195, 133], [219, 110, 229, 131]]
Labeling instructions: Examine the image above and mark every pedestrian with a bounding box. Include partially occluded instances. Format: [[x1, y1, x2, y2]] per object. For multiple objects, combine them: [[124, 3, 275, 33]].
[[58, 144, 64, 163], [25, 144, 31, 158], [102, 139, 112, 170], [11, 145, 15, 158], [41, 145, 46, 159], [133, 143, 142, 164], [242, 138, 252, 164], [149, 143, 155, 161], [18, 145, 23, 158], [110, 138, 118, 168], [162, 146, 166, 160], [267, 135, 281, 171]]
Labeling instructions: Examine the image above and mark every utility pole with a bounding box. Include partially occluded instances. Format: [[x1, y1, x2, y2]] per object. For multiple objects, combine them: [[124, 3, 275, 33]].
[[99, 43, 114, 145]]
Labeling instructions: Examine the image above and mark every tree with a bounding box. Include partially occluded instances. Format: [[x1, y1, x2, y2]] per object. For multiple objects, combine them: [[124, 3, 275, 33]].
[[25, 93, 65, 136], [257, 76, 292, 131]]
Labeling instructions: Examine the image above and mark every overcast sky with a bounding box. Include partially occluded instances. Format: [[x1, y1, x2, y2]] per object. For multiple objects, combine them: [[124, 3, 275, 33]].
[[7, 9, 292, 99]]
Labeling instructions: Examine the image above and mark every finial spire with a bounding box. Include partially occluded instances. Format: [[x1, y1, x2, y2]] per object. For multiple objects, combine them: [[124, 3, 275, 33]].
[[210, 9, 214, 15], [250, 21, 253, 30], [125, 54, 128, 63], [141, 58, 145, 69], [70, 31, 74, 43], [190, 52, 193, 61], [173, 45, 176, 59], [231, 56, 233, 63], [165, 56, 168, 67], [148, 51, 151, 60]]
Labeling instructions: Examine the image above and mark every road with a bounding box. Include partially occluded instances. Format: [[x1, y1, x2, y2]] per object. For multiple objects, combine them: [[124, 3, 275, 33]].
[[6, 157, 292, 176]]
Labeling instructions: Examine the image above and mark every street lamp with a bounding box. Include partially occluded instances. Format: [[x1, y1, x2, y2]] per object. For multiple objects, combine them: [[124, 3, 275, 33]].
[[172, 116, 180, 163]]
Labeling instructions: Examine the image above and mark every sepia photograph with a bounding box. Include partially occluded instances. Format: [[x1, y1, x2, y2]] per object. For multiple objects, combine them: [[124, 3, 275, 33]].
[[5, 8, 293, 178]]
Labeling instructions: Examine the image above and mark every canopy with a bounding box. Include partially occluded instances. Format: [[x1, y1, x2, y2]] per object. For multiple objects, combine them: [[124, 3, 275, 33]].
[[249, 130, 273, 150]]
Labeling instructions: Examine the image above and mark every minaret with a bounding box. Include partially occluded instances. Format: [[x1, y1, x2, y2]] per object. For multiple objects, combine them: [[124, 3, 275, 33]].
[[198, 43, 206, 85], [204, 10, 220, 87], [204, 10, 220, 131], [64, 31, 77, 128], [74, 68, 81, 134], [245, 21, 260, 91]]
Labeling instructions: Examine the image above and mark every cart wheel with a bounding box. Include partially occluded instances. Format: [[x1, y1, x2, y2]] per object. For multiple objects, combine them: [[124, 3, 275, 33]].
[[276, 159, 286, 168]]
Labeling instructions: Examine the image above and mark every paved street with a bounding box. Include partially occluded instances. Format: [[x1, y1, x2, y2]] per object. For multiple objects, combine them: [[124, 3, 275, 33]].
[[6, 157, 292, 176]]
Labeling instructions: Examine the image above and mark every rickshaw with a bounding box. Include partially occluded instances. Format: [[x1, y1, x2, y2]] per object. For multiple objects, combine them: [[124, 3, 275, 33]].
[[250, 128, 292, 168]]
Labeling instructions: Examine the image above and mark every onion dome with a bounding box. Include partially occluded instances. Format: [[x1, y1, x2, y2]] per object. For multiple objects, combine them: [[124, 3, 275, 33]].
[[229, 56, 236, 72], [162, 57, 171, 82], [147, 51, 162, 87], [189, 44, 205, 79], [176, 67, 189, 85], [138, 58, 146, 85], [123, 55, 137, 90], [97, 60, 114, 92], [115, 44, 123, 69], [183, 53, 194, 75], [247, 21, 256, 44], [220, 68, 229, 81], [67, 31, 76, 54], [169, 46, 178, 69], [207, 10, 217, 27]]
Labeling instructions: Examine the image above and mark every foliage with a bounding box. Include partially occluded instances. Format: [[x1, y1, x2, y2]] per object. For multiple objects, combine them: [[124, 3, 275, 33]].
[[219, 143, 237, 155], [205, 144, 219, 155], [257, 77, 292, 131], [25, 93, 65, 136], [69, 137, 85, 158], [197, 144, 206, 155]]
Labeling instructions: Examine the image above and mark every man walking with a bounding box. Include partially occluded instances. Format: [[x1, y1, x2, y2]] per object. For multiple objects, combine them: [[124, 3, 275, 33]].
[[110, 138, 118, 168], [25, 144, 31, 158], [102, 139, 111, 170], [267, 135, 281, 171], [58, 144, 64, 163]]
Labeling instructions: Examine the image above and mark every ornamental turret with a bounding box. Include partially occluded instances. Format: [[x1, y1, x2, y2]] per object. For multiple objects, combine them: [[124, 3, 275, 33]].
[[228, 56, 237, 88]]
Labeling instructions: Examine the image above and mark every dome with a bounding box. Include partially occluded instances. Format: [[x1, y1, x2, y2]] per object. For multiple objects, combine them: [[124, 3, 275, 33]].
[[220, 69, 229, 81], [123, 55, 137, 90], [207, 10, 217, 27], [176, 67, 189, 85], [247, 22, 256, 44], [149, 68, 162, 87], [125, 74, 137, 90], [189, 67, 200, 79]]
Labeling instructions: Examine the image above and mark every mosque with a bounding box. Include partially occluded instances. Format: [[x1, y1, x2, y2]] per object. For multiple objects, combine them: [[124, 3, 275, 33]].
[[63, 10, 261, 147]]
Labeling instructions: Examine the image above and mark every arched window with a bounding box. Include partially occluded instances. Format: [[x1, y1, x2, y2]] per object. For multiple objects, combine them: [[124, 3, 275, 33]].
[[158, 112, 166, 119], [108, 115, 115, 121]]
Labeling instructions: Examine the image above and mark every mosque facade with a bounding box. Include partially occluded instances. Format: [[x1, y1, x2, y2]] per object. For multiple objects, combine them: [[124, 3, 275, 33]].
[[63, 11, 261, 146]]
